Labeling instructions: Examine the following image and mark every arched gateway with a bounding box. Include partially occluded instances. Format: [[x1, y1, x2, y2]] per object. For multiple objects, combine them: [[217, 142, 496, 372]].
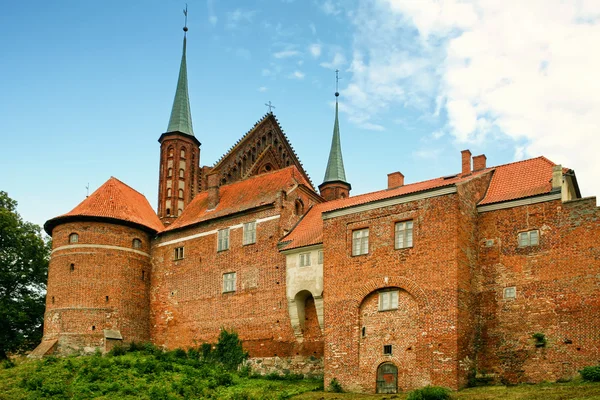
[[376, 362, 398, 393]]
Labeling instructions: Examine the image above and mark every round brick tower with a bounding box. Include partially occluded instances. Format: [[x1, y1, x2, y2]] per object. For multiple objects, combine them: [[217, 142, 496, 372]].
[[39, 177, 164, 355]]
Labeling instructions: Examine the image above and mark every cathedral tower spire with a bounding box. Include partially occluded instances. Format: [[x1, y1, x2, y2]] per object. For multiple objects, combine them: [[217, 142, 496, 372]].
[[319, 70, 351, 201], [157, 6, 201, 225]]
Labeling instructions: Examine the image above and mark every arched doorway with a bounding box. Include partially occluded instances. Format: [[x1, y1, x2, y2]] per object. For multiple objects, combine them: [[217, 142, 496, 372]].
[[376, 362, 398, 394]]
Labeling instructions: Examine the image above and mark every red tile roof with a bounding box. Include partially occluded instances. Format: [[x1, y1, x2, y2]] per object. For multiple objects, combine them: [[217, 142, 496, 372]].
[[280, 156, 563, 251], [478, 156, 557, 205], [164, 166, 312, 232], [44, 177, 163, 234]]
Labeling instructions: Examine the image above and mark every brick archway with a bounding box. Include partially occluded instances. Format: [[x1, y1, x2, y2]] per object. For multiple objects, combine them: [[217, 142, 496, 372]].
[[352, 276, 430, 312]]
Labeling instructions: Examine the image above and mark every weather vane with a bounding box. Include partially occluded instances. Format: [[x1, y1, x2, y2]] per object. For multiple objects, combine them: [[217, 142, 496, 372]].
[[183, 4, 188, 34], [265, 101, 276, 113], [335, 69, 340, 98]]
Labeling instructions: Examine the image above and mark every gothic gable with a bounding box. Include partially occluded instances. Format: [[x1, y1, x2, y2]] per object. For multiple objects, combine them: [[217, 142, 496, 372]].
[[211, 113, 313, 188]]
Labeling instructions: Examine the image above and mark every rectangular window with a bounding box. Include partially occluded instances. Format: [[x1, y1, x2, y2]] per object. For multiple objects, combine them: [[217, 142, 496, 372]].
[[243, 221, 257, 245], [223, 272, 236, 293], [518, 230, 539, 247], [504, 286, 517, 299], [352, 229, 369, 256], [174, 247, 184, 260], [383, 345, 393, 355], [318, 250, 324, 265], [218, 228, 230, 251], [379, 290, 399, 311], [395, 220, 414, 249], [299, 252, 311, 267]]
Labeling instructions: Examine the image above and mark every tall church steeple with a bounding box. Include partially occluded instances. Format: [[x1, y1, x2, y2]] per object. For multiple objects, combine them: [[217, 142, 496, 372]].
[[319, 70, 351, 201], [157, 7, 201, 225]]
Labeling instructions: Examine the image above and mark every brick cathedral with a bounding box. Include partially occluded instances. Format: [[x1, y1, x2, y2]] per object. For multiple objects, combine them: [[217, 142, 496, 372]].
[[34, 25, 600, 394]]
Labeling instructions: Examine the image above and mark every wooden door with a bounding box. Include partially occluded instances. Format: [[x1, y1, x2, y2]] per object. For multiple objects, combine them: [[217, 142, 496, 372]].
[[376, 362, 398, 394]]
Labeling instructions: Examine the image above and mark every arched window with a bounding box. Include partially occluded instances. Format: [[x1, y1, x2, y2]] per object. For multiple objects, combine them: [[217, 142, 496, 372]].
[[178, 189, 184, 198], [168, 168, 173, 177], [132, 238, 142, 249], [178, 208, 183, 216], [168, 147, 174, 157], [179, 169, 184, 178], [295, 199, 304, 215], [180, 148, 186, 158], [167, 188, 172, 197], [166, 208, 171, 216], [69, 233, 79, 244]]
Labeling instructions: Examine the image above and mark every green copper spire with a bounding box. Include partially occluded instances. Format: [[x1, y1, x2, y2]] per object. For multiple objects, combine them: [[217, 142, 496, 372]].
[[166, 24, 194, 136], [323, 81, 348, 184]]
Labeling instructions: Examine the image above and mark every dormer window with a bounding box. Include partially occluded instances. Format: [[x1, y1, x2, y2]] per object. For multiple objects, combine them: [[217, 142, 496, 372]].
[[69, 233, 79, 244], [132, 238, 142, 249]]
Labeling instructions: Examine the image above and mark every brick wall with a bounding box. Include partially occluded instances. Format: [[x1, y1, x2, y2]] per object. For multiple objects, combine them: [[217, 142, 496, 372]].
[[44, 221, 152, 354], [476, 197, 600, 383]]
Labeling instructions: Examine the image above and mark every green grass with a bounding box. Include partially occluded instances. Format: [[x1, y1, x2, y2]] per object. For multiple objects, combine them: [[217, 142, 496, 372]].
[[2, 354, 600, 400]]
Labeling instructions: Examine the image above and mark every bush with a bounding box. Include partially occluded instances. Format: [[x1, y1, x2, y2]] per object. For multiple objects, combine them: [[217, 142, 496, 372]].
[[532, 333, 547, 348], [214, 329, 248, 371], [108, 344, 127, 356], [580, 365, 600, 382], [328, 377, 343, 393], [0, 359, 15, 369], [407, 386, 452, 400]]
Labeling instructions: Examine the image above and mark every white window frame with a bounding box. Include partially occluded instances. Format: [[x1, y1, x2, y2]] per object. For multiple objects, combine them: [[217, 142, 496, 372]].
[[218, 228, 230, 251], [299, 252, 311, 267], [223, 272, 236, 293], [174, 246, 184, 260], [518, 230, 539, 247], [503, 286, 517, 299], [379, 290, 399, 311], [395, 220, 413, 249], [69, 233, 79, 244], [318, 250, 324, 265], [352, 229, 369, 256], [243, 221, 256, 245]]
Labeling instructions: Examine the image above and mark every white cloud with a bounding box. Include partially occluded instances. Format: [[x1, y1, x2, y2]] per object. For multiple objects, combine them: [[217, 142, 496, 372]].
[[309, 44, 322, 58], [207, 0, 218, 26], [320, 52, 346, 69], [319, 0, 342, 15], [289, 71, 305, 79], [261, 69, 271, 77], [413, 148, 442, 159], [346, 0, 600, 197], [273, 50, 301, 59], [258, 86, 268, 92], [225, 8, 256, 29]]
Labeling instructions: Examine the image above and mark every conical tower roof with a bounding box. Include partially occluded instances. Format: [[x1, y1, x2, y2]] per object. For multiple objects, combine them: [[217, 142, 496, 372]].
[[322, 98, 348, 184], [166, 34, 194, 136]]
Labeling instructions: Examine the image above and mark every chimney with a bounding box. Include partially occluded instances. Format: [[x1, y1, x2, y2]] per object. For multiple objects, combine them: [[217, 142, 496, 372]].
[[207, 173, 219, 210], [387, 172, 404, 189], [473, 154, 487, 171], [552, 164, 563, 190], [461, 149, 472, 175]]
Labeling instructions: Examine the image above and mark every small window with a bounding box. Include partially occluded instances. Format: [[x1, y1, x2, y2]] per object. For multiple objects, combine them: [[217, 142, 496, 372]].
[[295, 199, 304, 215], [395, 220, 413, 249], [167, 188, 172, 197], [105, 296, 109, 302], [299, 252, 311, 267], [361, 326, 366, 337], [180, 148, 186, 158], [168, 168, 173, 177], [69, 233, 79, 244], [70, 263, 75, 272], [379, 290, 399, 311], [218, 229, 230, 251], [318, 250, 324, 265], [168, 147, 174, 157], [174, 247, 184, 260], [383, 345, 393, 355], [223, 272, 236, 293], [179, 169, 184, 179], [178, 188, 184, 198], [518, 230, 539, 247], [504, 286, 517, 299], [178, 208, 183, 216], [485, 239, 494, 247], [132, 238, 142, 249], [166, 208, 171, 216], [352, 229, 369, 256], [52, 296, 55, 304], [142, 270, 145, 281], [243, 221, 256, 245]]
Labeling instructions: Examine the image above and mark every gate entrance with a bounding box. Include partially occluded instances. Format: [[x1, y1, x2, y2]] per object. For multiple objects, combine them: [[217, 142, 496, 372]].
[[376, 362, 398, 394]]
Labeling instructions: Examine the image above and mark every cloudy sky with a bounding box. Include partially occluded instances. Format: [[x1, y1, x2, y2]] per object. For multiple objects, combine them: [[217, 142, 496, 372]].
[[1, 0, 599, 227]]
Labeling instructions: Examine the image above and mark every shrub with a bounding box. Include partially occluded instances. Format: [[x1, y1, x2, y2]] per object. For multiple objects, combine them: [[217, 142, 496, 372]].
[[238, 364, 251, 377], [214, 329, 248, 371], [407, 386, 452, 400], [580, 365, 600, 382], [532, 333, 547, 348], [1, 359, 15, 369], [108, 345, 127, 356], [200, 343, 213, 360], [328, 377, 343, 393]]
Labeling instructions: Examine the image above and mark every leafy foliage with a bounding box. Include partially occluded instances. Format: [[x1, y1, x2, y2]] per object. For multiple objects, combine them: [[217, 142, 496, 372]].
[[328, 377, 343, 392], [213, 328, 249, 371], [581, 365, 600, 382], [407, 386, 452, 400], [0, 191, 50, 359], [532, 332, 547, 348]]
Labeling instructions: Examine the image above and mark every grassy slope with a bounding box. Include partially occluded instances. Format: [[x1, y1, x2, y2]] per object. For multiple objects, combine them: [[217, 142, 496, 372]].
[[2, 355, 600, 400]]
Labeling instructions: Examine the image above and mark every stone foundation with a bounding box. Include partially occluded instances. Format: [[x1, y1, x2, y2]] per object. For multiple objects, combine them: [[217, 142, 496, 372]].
[[246, 356, 324, 378]]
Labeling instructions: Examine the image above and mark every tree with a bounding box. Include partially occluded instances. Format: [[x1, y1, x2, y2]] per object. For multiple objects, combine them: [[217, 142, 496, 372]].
[[0, 191, 50, 359]]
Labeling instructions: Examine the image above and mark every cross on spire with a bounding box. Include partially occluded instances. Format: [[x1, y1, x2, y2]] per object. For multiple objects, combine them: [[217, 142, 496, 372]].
[[265, 101, 276, 113], [335, 69, 340, 97], [183, 4, 188, 34]]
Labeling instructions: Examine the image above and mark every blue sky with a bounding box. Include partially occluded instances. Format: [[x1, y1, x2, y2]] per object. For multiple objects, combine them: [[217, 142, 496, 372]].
[[2, 0, 599, 227]]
